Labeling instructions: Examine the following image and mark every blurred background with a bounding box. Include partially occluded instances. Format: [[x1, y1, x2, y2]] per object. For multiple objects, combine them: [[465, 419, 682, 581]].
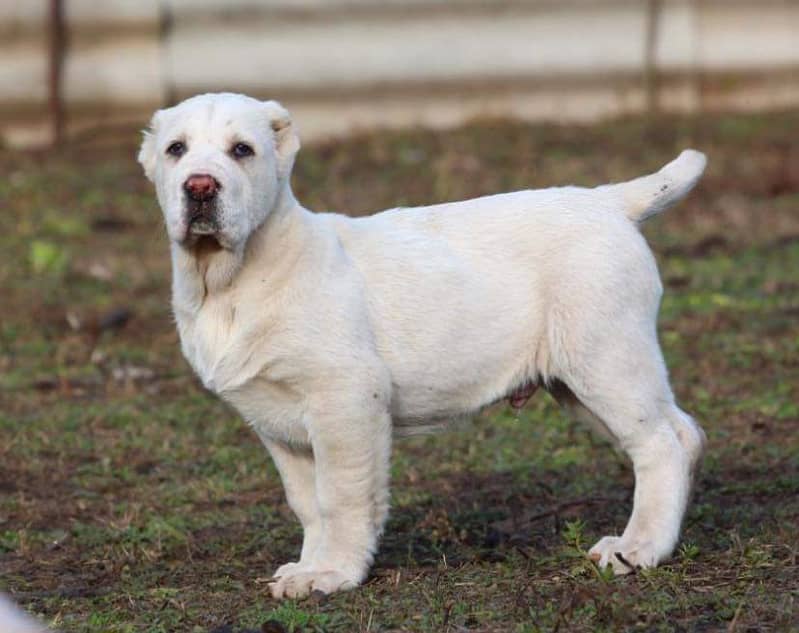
[[2, 0, 799, 147]]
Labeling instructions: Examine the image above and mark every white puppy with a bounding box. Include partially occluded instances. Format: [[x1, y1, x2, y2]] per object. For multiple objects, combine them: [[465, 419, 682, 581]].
[[139, 93, 707, 599]]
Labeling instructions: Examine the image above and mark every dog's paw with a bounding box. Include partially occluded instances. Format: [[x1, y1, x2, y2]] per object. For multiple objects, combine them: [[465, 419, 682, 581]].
[[269, 568, 358, 599], [272, 561, 306, 579], [588, 536, 660, 574]]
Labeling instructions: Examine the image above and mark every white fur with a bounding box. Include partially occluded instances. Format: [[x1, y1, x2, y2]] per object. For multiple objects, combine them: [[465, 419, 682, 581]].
[[0, 595, 48, 633], [139, 93, 707, 598]]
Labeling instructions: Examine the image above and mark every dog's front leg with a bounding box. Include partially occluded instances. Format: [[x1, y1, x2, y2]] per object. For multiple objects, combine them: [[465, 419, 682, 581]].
[[259, 437, 322, 578], [269, 397, 391, 599]]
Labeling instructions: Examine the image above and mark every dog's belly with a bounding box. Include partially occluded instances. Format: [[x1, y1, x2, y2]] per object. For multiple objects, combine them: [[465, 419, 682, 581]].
[[387, 348, 536, 428], [336, 212, 552, 427], [371, 278, 547, 426]]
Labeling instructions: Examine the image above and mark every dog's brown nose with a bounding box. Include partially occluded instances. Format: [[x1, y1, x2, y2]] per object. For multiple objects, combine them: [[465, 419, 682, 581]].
[[184, 174, 219, 201]]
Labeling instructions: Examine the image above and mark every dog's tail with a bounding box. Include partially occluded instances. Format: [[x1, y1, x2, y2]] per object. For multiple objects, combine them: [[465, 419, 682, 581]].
[[605, 149, 707, 223]]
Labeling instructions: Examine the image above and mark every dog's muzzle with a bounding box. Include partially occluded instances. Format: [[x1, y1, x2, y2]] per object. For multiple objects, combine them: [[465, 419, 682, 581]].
[[184, 174, 221, 237]]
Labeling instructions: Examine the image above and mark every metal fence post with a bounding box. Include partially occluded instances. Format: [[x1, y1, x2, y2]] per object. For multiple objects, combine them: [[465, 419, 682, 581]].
[[48, 0, 65, 146], [644, 0, 662, 114]]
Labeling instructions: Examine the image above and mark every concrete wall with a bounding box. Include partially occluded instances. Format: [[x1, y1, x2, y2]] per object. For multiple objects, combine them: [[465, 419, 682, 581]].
[[2, 0, 798, 147]]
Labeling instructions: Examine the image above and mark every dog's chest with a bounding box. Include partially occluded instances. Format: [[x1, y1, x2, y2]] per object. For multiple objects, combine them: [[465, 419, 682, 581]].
[[176, 298, 310, 445], [223, 376, 310, 446], [176, 296, 245, 392]]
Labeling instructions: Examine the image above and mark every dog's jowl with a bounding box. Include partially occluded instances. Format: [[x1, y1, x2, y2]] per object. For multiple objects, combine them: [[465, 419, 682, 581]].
[[139, 93, 707, 599]]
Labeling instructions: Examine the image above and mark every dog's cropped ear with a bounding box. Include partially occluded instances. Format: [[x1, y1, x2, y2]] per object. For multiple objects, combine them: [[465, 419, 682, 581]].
[[137, 110, 164, 182], [262, 100, 300, 180]]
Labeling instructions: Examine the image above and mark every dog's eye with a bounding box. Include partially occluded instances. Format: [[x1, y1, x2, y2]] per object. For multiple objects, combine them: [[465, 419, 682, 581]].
[[166, 141, 186, 158], [231, 142, 254, 159]]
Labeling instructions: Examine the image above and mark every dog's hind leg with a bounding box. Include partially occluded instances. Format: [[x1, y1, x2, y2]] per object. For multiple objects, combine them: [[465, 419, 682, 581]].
[[547, 379, 617, 445], [371, 412, 392, 540], [666, 405, 706, 479], [555, 319, 704, 574]]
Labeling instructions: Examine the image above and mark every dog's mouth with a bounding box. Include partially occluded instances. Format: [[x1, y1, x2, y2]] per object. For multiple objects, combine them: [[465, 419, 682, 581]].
[[184, 220, 224, 252], [188, 216, 218, 236], [182, 198, 227, 253], [191, 233, 224, 258]]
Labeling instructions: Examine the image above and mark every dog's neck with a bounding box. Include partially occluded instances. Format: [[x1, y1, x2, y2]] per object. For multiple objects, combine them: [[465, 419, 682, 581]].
[[170, 182, 308, 318]]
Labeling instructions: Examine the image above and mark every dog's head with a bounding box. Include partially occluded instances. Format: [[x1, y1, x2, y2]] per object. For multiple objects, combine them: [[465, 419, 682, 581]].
[[138, 93, 300, 253]]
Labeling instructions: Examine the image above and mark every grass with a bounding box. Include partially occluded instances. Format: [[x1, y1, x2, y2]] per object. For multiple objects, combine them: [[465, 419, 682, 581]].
[[1, 110, 798, 632]]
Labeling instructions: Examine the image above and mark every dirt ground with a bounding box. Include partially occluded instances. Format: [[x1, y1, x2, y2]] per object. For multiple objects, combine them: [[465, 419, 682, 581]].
[[1, 111, 798, 632]]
